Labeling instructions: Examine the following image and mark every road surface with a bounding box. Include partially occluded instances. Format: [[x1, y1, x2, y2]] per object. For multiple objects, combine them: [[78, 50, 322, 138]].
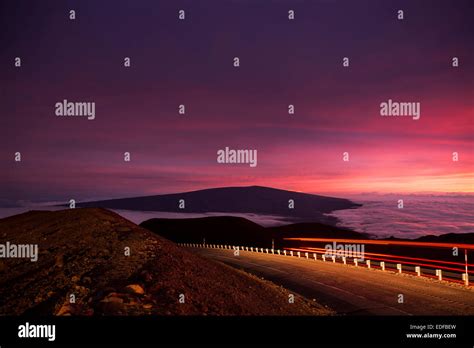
[[189, 247, 474, 315]]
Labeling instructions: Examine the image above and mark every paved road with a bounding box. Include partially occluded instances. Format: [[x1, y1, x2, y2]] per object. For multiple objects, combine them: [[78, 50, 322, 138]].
[[189, 247, 474, 315]]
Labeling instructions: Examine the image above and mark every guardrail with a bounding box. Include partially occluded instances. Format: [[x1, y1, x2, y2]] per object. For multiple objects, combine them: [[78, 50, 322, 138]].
[[178, 242, 473, 287]]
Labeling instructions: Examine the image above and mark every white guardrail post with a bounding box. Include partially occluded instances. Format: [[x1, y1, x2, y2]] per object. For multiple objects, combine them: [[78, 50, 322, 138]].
[[415, 266, 421, 276], [185, 243, 470, 287]]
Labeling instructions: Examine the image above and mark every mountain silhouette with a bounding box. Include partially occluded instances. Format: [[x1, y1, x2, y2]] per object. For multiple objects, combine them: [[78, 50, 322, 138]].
[[76, 186, 361, 224], [140, 216, 365, 249]]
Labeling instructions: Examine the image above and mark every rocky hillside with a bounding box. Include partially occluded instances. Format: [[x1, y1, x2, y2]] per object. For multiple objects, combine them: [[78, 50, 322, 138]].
[[0, 208, 332, 316]]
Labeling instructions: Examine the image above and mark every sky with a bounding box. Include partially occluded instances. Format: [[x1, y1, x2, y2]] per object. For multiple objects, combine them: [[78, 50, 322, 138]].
[[1, 0, 473, 205]]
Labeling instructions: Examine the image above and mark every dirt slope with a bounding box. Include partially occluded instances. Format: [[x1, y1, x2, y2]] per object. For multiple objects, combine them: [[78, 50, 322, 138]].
[[0, 208, 332, 316]]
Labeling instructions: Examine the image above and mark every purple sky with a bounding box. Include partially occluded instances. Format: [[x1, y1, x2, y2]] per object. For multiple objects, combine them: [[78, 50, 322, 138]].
[[1, 0, 473, 205]]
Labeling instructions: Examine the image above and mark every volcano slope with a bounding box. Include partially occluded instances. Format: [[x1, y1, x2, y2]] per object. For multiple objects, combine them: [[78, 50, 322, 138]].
[[0, 208, 332, 316]]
